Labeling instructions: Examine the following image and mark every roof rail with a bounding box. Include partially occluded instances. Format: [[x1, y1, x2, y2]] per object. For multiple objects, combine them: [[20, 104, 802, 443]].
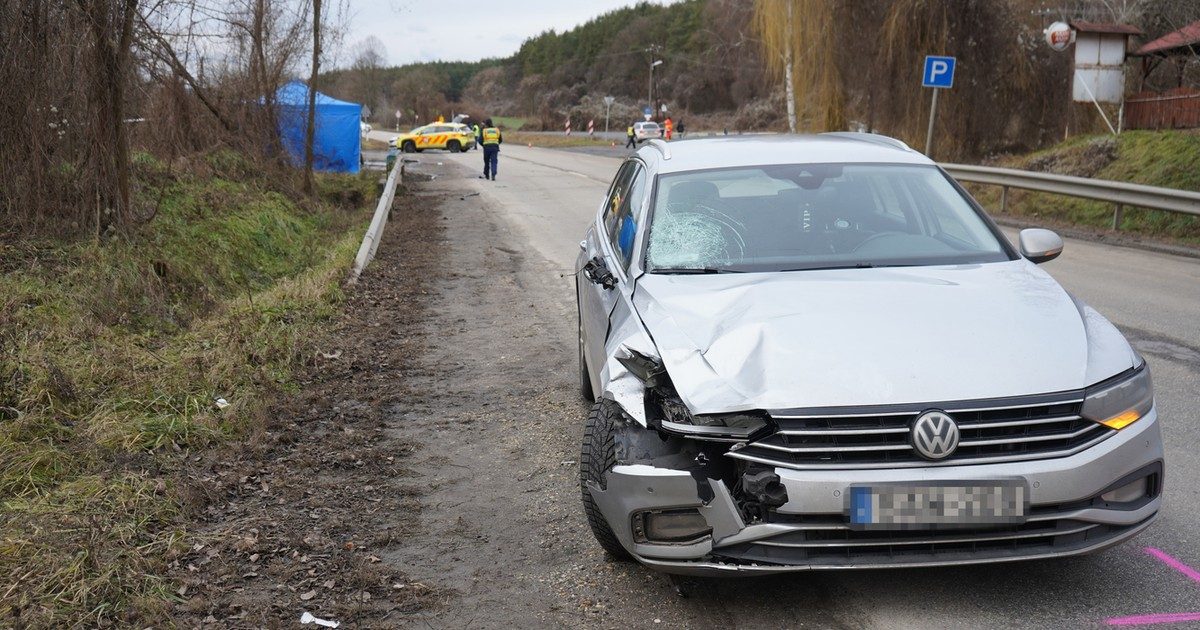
[[821, 132, 913, 153], [646, 138, 672, 160]]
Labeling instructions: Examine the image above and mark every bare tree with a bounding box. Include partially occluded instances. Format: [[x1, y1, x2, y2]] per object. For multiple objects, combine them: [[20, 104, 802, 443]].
[[349, 35, 387, 116], [753, 0, 844, 132]]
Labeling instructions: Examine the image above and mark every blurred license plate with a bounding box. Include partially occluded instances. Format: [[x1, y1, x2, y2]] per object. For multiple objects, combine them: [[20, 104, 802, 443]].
[[847, 482, 1028, 529]]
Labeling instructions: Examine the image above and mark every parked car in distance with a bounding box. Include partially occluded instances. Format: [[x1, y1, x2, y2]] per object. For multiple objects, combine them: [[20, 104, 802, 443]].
[[575, 133, 1162, 575], [633, 121, 661, 142]]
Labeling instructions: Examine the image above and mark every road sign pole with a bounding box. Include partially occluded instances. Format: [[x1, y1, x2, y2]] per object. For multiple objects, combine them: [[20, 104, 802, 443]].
[[925, 88, 939, 157], [920, 55, 955, 157]]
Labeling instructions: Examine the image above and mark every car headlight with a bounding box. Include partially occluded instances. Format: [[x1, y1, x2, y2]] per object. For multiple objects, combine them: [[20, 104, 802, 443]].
[[617, 347, 770, 439], [659, 395, 769, 439], [1082, 365, 1153, 430]]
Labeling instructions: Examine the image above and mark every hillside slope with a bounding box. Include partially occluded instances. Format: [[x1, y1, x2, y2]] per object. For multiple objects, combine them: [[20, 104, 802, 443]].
[[969, 131, 1200, 244]]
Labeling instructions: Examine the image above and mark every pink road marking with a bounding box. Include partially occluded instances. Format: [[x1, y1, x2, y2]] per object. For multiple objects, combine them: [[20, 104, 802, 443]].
[[1145, 547, 1200, 585], [1107, 612, 1200, 626], [1104, 548, 1200, 626]]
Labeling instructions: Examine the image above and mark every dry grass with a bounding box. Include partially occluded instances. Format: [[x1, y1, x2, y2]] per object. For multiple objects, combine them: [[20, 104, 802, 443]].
[[0, 150, 374, 626], [362, 137, 391, 151], [506, 131, 620, 149]]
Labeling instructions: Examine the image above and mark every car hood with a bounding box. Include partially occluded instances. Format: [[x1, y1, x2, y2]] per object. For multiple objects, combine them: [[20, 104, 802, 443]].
[[631, 261, 1136, 414]]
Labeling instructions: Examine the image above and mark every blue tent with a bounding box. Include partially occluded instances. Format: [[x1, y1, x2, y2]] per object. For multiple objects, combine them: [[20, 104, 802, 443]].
[[275, 81, 361, 174]]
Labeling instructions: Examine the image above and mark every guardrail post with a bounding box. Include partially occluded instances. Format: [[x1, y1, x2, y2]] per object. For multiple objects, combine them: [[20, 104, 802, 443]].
[[1000, 186, 1008, 214], [1112, 203, 1124, 231]]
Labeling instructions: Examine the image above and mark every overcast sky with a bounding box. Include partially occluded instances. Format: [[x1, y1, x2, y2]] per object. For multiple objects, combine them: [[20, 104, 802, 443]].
[[345, 0, 680, 67]]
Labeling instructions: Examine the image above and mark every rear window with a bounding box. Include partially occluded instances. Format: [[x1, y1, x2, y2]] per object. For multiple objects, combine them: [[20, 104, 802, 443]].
[[646, 163, 1012, 273]]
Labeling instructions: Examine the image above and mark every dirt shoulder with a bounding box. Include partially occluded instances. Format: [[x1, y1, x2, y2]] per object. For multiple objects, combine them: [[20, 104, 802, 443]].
[[167, 189, 445, 627], [169, 160, 858, 628]]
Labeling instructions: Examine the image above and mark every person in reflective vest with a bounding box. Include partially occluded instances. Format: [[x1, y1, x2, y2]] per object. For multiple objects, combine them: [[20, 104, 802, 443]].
[[472, 123, 481, 150], [625, 124, 636, 149], [481, 118, 502, 181], [664, 117, 673, 141]]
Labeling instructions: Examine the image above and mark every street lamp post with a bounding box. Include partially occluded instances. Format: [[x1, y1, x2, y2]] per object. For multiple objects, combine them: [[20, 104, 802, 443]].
[[603, 96, 615, 133], [649, 59, 663, 121]]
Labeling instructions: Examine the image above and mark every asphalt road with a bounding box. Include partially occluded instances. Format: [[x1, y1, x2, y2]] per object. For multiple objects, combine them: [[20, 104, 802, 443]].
[[399, 140, 1200, 628]]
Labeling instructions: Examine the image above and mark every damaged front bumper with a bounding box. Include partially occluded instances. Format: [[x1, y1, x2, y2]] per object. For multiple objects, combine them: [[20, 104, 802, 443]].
[[587, 410, 1163, 576]]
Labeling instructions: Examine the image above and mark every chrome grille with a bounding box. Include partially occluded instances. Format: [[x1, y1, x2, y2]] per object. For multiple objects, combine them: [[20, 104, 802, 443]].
[[728, 394, 1114, 469], [713, 514, 1150, 568]]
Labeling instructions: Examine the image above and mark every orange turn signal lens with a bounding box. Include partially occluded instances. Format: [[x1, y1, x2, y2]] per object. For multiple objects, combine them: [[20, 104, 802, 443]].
[[1100, 409, 1142, 430]]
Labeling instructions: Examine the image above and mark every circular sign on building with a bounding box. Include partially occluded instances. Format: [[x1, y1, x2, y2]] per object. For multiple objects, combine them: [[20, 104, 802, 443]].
[[1045, 21, 1073, 51]]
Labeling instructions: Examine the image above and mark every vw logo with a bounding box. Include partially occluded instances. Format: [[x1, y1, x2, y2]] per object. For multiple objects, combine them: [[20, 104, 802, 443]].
[[911, 410, 960, 460]]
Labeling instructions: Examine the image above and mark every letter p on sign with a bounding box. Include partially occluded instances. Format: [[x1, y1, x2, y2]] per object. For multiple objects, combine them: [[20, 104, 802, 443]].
[[922, 55, 956, 89]]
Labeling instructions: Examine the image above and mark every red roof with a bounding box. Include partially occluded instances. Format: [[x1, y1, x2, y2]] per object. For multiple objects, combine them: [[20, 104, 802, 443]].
[[1136, 20, 1200, 56], [1070, 21, 1142, 35]]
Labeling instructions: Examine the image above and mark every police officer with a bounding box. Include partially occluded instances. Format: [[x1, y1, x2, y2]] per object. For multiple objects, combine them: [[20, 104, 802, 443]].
[[472, 122, 481, 150], [625, 123, 636, 149], [480, 118, 502, 181]]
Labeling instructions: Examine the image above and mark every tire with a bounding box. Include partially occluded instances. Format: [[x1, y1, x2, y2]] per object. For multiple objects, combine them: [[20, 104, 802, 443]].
[[401, 141, 416, 153], [447, 140, 462, 153], [578, 295, 595, 401], [580, 399, 633, 560]]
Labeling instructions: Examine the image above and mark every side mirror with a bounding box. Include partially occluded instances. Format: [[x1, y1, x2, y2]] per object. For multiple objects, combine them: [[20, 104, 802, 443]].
[[1018, 228, 1064, 264], [583, 256, 617, 290]]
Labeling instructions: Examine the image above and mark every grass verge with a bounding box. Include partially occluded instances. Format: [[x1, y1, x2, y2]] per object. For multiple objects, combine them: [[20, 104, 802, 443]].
[[491, 116, 528, 131], [967, 130, 1200, 245], [0, 150, 376, 626], [506, 131, 620, 149]]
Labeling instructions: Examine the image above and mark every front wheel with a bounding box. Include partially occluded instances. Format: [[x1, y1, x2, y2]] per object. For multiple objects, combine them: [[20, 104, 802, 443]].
[[447, 140, 462, 153], [401, 141, 416, 153], [580, 399, 633, 560]]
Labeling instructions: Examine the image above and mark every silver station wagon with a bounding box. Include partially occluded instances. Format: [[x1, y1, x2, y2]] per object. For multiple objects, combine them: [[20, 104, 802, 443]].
[[575, 134, 1162, 575]]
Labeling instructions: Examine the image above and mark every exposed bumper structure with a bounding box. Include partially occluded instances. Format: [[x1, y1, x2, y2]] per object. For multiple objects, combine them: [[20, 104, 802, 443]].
[[588, 409, 1163, 576]]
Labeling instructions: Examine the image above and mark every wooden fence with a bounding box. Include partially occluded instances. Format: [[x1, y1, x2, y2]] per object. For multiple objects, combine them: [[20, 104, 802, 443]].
[[1125, 87, 1200, 130]]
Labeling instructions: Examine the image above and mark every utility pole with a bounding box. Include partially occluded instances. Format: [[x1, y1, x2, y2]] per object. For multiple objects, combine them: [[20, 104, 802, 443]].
[[603, 96, 615, 133], [648, 46, 663, 123]]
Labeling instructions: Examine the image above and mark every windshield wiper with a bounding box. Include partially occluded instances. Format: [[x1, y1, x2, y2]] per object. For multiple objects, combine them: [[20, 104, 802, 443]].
[[780, 262, 878, 272], [654, 267, 745, 274]]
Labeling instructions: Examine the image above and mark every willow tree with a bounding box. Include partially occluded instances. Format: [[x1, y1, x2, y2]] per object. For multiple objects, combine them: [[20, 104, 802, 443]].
[[752, 0, 845, 132]]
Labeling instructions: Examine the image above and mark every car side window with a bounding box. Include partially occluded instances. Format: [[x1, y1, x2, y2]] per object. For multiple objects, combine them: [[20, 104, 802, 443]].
[[608, 165, 647, 270], [602, 162, 637, 246]]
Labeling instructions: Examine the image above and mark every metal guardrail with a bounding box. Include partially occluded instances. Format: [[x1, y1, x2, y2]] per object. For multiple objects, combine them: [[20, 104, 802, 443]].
[[942, 163, 1200, 230], [350, 159, 403, 283]]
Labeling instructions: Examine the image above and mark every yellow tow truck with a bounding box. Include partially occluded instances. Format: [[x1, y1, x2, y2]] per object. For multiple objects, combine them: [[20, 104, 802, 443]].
[[390, 122, 476, 153]]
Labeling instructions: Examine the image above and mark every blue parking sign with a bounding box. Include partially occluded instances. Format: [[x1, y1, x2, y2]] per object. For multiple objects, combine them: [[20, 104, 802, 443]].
[[922, 56, 956, 89]]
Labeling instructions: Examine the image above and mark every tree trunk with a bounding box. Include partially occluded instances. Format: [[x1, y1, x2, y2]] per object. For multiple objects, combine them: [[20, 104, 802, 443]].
[[80, 0, 138, 234], [303, 0, 321, 194], [783, 0, 797, 133], [252, 0, 282, 159]]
